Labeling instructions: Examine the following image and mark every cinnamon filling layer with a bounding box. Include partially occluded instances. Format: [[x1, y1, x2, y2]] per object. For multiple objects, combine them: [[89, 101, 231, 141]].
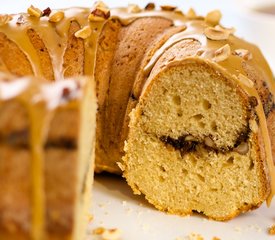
[[0, 129, 29, 148], [160, 130, 251, 156]]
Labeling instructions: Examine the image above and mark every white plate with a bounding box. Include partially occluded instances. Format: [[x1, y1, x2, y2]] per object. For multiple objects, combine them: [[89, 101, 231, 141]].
[[89, 174, 275, 240]]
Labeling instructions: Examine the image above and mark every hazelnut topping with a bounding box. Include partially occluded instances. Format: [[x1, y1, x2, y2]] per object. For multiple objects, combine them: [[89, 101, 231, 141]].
[[49, 11, 64, 23], [89, 1, 110, 21], [205, 10, 222, 26], [27, 5, 42, 18], [233, 49, 253, 61], [234, 142, 249, 155], [213, 44, 231, 62], [204, 26, 230, 40], [238, 74, 254, 88], [128, 4, 142, 13], [145, 3, 155, 11], [186, 8, 197, 19], [42, 7, 52, 17], [160, 5, 177, 11], [74, 26, 92, 39], [0, 14, 12, 26], [89, 8, 110, 21]]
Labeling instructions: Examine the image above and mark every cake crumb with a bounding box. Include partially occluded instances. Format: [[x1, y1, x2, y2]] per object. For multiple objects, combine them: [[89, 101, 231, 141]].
[[102, 228, 122, 240], [186, 233, 204, 240], [93, 227, 105, 235], [125, 207, 133, 214], [234, 226, 241, 232], [98, 203, 106, 208], [212, 237, 221, 240], [268, 224, 275, 235], [88, 214, 93, 222], [92, 227, 122, 240]]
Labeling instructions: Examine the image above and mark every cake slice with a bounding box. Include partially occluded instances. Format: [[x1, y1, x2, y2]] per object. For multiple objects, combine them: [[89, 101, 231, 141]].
[[122, 55, 274, 220], [0, 74, 97, 239]]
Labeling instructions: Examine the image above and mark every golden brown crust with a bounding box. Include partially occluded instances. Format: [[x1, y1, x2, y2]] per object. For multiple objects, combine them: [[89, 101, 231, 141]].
[[27, 29, 55, 80], [63, 21, 84, 78], [95, 19, 122, 173], [0, 33, 33, 76], [96, 17, 172, 173]]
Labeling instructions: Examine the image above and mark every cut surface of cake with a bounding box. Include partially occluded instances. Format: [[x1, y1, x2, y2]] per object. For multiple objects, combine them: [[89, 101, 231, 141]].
[[0, 73, 97, 239], [122, 58, 272, 220]]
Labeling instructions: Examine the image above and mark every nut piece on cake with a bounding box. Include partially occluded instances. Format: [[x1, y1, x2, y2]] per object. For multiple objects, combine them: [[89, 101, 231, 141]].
[[27, 5, 42, 18], [49, 11, 64, 23], [89, 1, 110, 21]]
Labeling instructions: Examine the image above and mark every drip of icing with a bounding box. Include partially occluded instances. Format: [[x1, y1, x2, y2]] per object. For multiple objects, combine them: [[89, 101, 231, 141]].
[[1, 18, 44, 77], [143, 21, 207, 76]]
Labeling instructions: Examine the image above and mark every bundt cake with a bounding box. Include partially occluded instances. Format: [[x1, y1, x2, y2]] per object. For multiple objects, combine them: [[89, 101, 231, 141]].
[[0, 73, 97, 239], [0, 0, 274, 233]]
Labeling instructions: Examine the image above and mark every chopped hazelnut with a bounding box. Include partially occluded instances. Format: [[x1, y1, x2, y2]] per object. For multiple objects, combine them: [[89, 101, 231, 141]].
[[89, 1, 110, 21], [93, 227, 105, 235], [213, 44, 231, 62], [0, 14, 12, 26], [42, 7, 52, 17], [49, 11, 64, 23], [205, 10, 222, 26], [238, 74, 254, 88], [145, 3, 155, 11], [186, 8, 197, 19], [161, 5, 177, 11], [204, 136, 215, 148], [249, 119, 258, 133], [204, 26, 230, 40], [27, 5, 42, 18], [128, 4, 142, 13], [234, 142, 249, 155], [233, 49, 252, 61], [74, 26, 92, 39], [89, 7, 110, 21]]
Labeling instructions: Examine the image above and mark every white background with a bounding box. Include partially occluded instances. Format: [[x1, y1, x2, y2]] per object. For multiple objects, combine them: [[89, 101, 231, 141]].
[[1, 1, 275, 239]]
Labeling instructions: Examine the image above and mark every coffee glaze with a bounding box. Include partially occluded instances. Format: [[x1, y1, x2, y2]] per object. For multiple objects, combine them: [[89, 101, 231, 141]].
[[0, 4, 274, 206]]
